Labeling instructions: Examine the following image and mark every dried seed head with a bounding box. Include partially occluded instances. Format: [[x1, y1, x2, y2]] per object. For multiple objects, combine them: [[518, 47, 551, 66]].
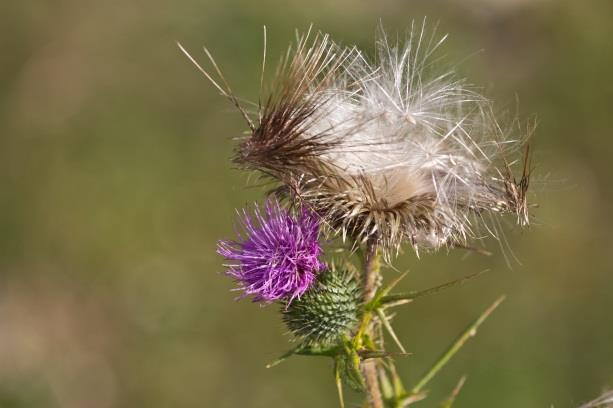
[[184, 22, 534, 259], [235, 29, 353, 178]]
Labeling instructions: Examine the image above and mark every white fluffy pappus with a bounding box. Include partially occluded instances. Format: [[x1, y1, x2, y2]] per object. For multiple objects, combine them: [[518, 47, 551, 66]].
[[180, 22, 533, 259]]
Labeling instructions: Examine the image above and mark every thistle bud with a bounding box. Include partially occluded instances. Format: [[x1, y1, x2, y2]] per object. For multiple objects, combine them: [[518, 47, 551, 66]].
[[283, 267, 362, 344]]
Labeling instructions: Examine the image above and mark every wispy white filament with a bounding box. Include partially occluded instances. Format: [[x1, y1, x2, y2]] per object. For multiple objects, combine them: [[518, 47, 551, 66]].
[[181, 22, 531, 257], [298, 23, 526, 251]]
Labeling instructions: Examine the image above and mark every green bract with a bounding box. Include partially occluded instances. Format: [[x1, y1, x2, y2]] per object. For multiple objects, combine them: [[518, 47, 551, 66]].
[[283, 267, 362, 344]]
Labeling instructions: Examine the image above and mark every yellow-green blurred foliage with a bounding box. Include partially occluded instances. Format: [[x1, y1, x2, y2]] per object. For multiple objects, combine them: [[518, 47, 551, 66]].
[[1, 0, 612, 406]]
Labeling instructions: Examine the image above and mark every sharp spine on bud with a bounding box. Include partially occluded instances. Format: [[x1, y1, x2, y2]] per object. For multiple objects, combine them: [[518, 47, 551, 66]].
[[283, 266, 362, 344]]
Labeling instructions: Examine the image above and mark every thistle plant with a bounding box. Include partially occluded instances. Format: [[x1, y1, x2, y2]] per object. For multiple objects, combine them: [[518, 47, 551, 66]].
[[182, 21, 533, 407]]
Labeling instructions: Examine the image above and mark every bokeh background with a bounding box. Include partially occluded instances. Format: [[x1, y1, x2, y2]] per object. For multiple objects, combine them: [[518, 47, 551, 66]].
[[1, 0, 612, 406]]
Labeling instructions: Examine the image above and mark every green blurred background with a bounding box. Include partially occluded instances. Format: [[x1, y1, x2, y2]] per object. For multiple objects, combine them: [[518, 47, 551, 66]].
[[1, 0, 612, 407]]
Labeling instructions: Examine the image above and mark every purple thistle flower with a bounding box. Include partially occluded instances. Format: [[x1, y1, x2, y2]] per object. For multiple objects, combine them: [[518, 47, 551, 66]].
[[217, 199, 324, 303]]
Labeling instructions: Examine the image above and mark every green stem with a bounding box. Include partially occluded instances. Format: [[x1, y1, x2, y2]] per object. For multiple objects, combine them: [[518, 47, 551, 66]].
[[410, 295, 505, 394]]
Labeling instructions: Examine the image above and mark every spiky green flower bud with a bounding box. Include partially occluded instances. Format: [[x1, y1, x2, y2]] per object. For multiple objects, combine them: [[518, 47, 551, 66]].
[[283, 267, 362, 344]]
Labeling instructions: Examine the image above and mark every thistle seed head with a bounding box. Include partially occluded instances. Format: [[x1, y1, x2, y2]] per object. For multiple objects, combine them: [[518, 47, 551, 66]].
[[185, 22, 534, 259]]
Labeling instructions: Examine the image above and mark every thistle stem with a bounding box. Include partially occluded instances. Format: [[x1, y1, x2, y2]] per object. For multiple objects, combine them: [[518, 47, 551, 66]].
[[363, 242, 380, 301], [362, 241, 383, 408]]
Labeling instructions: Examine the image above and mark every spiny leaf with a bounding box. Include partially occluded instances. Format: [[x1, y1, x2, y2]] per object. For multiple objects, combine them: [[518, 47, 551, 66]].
[[378, 270, 488, 308], [376, 308, 407, 354], [266, 342, 339, 368], [439, 376, 467, 408], [334, 358, 346, 408], [410, 296, 505, 394]]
